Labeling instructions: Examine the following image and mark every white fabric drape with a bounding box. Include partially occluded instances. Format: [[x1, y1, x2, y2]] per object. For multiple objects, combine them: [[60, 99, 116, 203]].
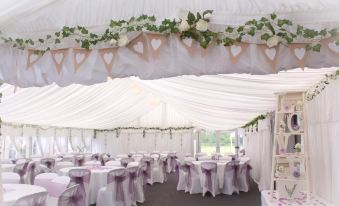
[[305, 78, 339, 205], [0, 68, 336, 131], [54, 128, 69, 154], [245, 115, 273, 191]]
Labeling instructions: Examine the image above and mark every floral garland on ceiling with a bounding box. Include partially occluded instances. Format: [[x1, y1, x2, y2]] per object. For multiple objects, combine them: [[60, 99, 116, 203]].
[[0, 11, 338, 55], [306, 70, 339, 101], [242, 114, 266, 132], [94, 126, 194, 139]]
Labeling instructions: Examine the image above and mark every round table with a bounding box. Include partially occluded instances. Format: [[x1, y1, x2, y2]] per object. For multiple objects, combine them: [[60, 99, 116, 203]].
[[3, 184, 47, 206], [59, 165, 123, 204], [1, 164, 15, 172]]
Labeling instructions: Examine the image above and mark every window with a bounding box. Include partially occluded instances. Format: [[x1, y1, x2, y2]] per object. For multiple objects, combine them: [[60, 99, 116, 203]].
[[220, 131, 235, 155], [199, 131, 216, 155]]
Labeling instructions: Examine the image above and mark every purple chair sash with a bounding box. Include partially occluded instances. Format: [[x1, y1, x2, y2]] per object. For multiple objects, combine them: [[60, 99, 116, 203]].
[[225, 161, 240, 188], [68, 169, 91, 206], [91, 154, 99, 161], [201, 162, 217, 192], [127, 167, 139, 202], [41, 158, 55, 170], [13, 162, 29, 184], [57, 184, 81, 206], [120, 158, 134, 168], [27, 162, 38, 184], [167, 153, 178, 173], [161, 158, 168, 181], [74, 156, 85, 166], [181, 162, 193, 188], [107, 169, 127, 202]]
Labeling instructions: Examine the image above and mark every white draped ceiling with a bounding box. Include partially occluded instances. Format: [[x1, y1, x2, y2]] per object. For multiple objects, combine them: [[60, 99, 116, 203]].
[[0, 68, 336, 130]]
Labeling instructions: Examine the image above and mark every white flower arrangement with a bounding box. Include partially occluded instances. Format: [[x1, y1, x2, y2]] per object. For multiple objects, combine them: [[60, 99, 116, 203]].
[[266, 35, 280, 48], [294, 143, 302, 152], [306, 71, 339, 101], [178, 20, 190, 32], [196, 19, 208, 32]]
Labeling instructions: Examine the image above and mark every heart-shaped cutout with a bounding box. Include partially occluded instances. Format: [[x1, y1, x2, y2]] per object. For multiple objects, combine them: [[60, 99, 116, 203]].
[[133, 42, 144, 54], [103, 52, 114, 64], [182, 38, 193, 47], [54, 53, 64, 64], [265, 48, 276, 60], [230, 45, 242, 56], [294, 48, 306, 60], [151, 39, 162, 50], [328, 41, 339, 53], [76, 53, 85, 64], [29, 54, 39, 63]]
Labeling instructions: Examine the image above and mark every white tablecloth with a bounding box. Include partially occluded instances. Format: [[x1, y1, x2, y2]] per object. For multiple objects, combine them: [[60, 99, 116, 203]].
[[58, 166, 123, 204], [1, 164, 15, 172], [261, 190, 334, 206], [3, 184, 47, 206]]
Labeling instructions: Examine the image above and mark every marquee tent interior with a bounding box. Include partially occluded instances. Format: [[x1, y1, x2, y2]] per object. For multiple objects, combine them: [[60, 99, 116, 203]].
[[0, 0, 339, 206]]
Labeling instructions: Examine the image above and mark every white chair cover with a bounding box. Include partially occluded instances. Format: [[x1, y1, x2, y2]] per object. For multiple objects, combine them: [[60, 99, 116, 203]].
[[2, 172, 20, 184], [221, 161, 239, 195], [106, 160, 123, 167], [197, 156, 212, 161], [200, 162, 219, 197], [34, 173, 59, 193], [84, 160, 101, 166], [54, 162, 74, 171], [14, 191, 48, 206], [49, 176, 71, 198]]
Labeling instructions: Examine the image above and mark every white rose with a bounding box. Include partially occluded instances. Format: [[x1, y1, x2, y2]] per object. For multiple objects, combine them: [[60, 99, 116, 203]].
[[118, 35, 129, 47], [203, 13, 212, 20], [196, 19, 208, 32], [174, 17, 181, 23], [178, 20, 190, 32], [109, 39, 117, 45], [266, 35, 280, 48]]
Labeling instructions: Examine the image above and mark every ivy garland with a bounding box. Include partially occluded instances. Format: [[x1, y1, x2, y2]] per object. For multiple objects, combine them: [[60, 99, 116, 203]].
[[1, 11, 338, 55], [242, 114, 266, 131], [306, 70, 339, 101], [94, 126, 194, 139]]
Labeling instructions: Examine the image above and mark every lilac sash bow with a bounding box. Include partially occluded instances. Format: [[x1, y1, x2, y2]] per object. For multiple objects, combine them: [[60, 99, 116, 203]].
[[161, 158, 168, 181], [41, 158, 55, 169], [74, 156, 85, 166], [91, 154, 99, 161], [14, 162, 29, 183], [127, 167, 138, 202], [225, 161, 239, 188], [167, 154, 177, 172], [181, 162, 193, 188], [28, 162, 38, 184], [68, 169, 91, 206], [201, 162, 217, 192], [108, 169, 127, 203], [58, 184, 81, 206], [120, 157, 134, 168]]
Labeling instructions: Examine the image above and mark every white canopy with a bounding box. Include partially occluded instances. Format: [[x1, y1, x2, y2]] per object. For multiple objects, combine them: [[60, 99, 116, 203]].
[[0, 68, 336, 130]]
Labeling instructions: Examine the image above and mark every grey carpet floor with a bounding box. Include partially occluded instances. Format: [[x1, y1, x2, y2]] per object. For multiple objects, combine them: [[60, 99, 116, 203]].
[[141, 174, 262, 206]]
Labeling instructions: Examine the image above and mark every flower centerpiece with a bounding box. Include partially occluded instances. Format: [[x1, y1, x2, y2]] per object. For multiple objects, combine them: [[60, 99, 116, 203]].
[[294, 143, 302, 153]]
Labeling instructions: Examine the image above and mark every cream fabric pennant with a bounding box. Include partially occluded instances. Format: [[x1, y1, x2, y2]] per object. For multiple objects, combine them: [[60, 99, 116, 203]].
[[322, 36, 339, 58], [146, 33, 167, 59], [289, 44, 308, 70], [98, 48, 118, 75], [73, 49, 91, 71], [200, 40, 216, 58], [258, 45, 280, 72], [50, 49, 68, 74], [27, 49, 43, 69], [177, 34, 196, 57], [227, 43, 249, 64], [127, 34, 149, 62]]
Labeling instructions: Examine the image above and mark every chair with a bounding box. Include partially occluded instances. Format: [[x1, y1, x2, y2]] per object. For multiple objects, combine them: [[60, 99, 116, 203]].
[[236, 161, 252, 192], [91, 153, 100, 161], [221, 161, 239, 195], [73, 155, 85, 166], [96, 169, 130, 206], [26, 162, 42, 184], [106, 160, 123, 167], [127, 166, 145, 205], [49, 176, 71, 198], [167, 153, 178, 173], [41, 158, 56, 170], [2, 172, 20, 184], [68, 169, 91, 206], [14, 191, 48, 206], [158, 157, 168, 183], [140, 157, 155, 184], [34, 173, 59, 192], [177, 162, 202, 194], [16, 158, 31, 165], [201, 162, 219, 197], [120, 157, 135, 168], [13, 161, 29, 183], [57, 184, 81, 206]]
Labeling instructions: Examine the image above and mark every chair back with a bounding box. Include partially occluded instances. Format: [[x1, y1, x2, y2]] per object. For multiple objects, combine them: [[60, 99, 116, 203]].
[[57, 184, 81, 206], [201, 162, 217, 192], [14, 191, 48, 206], [68, 169, 91, 206], [140, 157, 154, 179], [160, 157, 168, 181], [27, 162, 41, 184], [40, 158, 56, 170], [73, 155, 85, 166], [126, 166, 139, 202], [107, 169, 128, 202], [13, 161, 29, 183], [91, 153, 99, 161], [120, 157, 135, 168]]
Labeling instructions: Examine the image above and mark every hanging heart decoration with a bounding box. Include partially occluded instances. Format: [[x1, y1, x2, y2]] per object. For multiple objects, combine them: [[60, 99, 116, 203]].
[[322, 36, 339, 58], [289, 44, 308, 70], [98, 48, 118, 75], [146, 33, 167, 59], [26, 50, 43, 69], [258, 45, 280, 72], [200, 40, 216, 58], [127, 34, 149, 61], [177, 34, 196, 57], [73, 49, 91, 71], [50, 49, 68, 74], [227, 43, 248, 64]]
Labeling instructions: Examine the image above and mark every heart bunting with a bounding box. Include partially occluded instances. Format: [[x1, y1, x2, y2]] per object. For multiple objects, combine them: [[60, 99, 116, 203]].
[[127, 34, 149, 62], [26, 50, 42, 69], [322, 35, 339, 58], [146, 33, 167, 59], [98, 48, 118, 75], [289, 44, 308, 70], [258, 45, 280, 72], [73, 49, 91, 71], [227, 43, 248, 64], [200, 40, 216, 58], [177, 34, 196, 57], [50, 49, 68, 74]]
